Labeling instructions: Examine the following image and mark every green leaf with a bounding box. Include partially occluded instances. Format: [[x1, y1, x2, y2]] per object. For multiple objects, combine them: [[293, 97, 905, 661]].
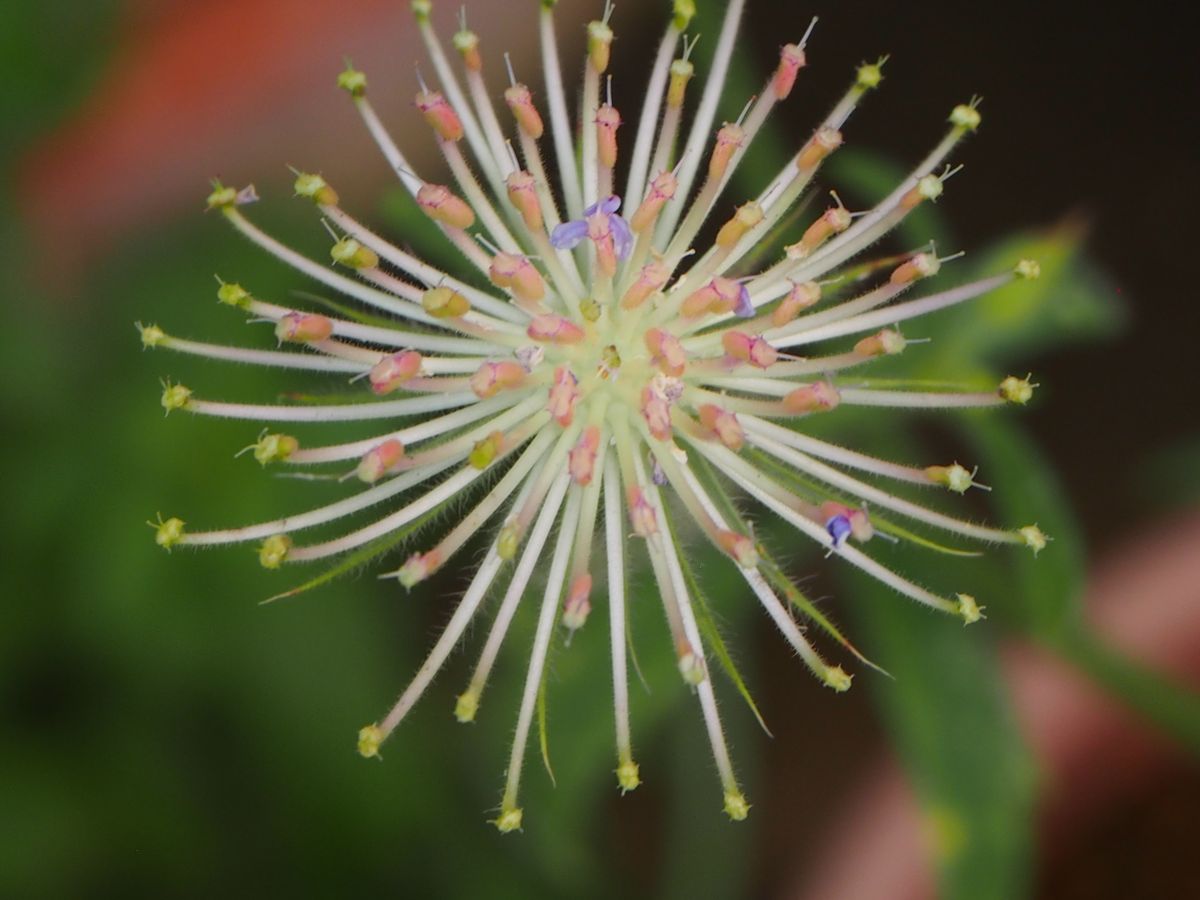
[[917, 224, 1125, 377], [1053, 629, 1200, 757], [681, 554, 773, 736], [842, 564, 1036, 900], [960, 415, 1083, 637]]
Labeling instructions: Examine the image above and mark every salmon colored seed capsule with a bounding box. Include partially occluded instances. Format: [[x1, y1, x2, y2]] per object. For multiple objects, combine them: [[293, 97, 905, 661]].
[[397, 549, 442, 589], [568, 425, 601, 484], [631, 170, 678, 232], [644, 328, 687, 376], [640, 386, 672, 441], [548, 366, 580, 426], [470, 361, 526, 398], [587, 211, 619, 278], [698, 404, 744, 451], [505, 171, 543, 229], [275, 312, 333, 344], [717, 530, 758, 567], [415, 90, 464, 142], [784, 381, 840, 414], [787, 205, 852, 259], [716, 201, 764, 248], [708, 122, 745, 182], [890, 252, 940, 285], [416, 184, 476, 229], [357, 439, 406, 483], [489, 253, 545, 303], [528, 315, 585, 344], [621, 259, 670, 309], [722, 330, 753, 361], [596, 104, 622, 169], [853, 328, 906, 357], [627, 486, 658, 536], [772, 281, 821, 326], [772, 43, 807, 99], [504, 84, 544, 139], [681, 277, 741, 318], [796, 127, 842, 170], [562, 572, 593, 630], [369, 350, 423, 395]]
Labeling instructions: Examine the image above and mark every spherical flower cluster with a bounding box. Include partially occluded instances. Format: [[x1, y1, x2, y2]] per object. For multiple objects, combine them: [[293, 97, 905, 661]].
[[144, 0, 1047, 829]]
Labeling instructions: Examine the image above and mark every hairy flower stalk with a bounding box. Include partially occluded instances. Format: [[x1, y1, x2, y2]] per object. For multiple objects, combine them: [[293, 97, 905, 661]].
[[146, 0, 1048, 828]]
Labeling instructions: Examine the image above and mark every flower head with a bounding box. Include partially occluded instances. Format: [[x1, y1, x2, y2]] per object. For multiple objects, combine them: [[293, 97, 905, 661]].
[[146, 0, 1046, 827]]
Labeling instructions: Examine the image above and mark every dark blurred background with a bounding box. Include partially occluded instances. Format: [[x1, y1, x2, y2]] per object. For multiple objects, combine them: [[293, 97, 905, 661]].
[[2, 1, 1197, 898]]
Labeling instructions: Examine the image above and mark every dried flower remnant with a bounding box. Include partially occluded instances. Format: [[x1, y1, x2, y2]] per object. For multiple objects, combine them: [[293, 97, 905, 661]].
[[144, 0, 1047, 829]]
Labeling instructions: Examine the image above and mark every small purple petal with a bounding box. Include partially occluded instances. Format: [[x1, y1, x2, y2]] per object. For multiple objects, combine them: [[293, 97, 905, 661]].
[[611, 214, 634, 260], [599, 194, 621, 215], [651, 458, 668, 485], [825, 514, 852, 547], [734, 284, 754, 318], [550, 219, 589, 250]]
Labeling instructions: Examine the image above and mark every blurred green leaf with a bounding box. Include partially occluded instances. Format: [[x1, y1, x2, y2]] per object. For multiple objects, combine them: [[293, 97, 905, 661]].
[[841, 565, 1036, 900], [962, 415, 1084, 637], [1054, 630, 1200, 757], [919, 224, 1126, 375]]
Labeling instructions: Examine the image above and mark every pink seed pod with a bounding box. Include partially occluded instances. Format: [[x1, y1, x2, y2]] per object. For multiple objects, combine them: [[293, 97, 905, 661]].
[[721, 331, 777, 369], [621, 259, 670, 309], [356, 439, 407, 483], [527, 314, 586, 345], [626, 486, 658, 536], [562, 572, 594, 631], [369, 350, 423, 395], [595, 104, 622, 169], [708, 122, 745, 183], [397, 549, 442, 589], [715, 201, 764, 249], [275, 312, 333, 344], [489, 252, 546, 304], [548, 366, 580, 427], [698, 404, 745, 451], [470, 360, 527, 398], [416, 183, 476, 229], [504, 83, 544, 139], [795, 126, 842, 170], [568, 425, 601, 485], [630, 170, 678, 233], [772, 281, 822, 326], [853, 328, 907, 358], [787, 204, 852, 259], [505, 170, 544, 230], [415, 90, 464, 142], [784, 380, 840, 414], [644, 328, 687, 377], [772, 43, 807, 99], [890, 252, 940, 285], [717, 530, 758, 567], [640, 385, 673, 441]]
